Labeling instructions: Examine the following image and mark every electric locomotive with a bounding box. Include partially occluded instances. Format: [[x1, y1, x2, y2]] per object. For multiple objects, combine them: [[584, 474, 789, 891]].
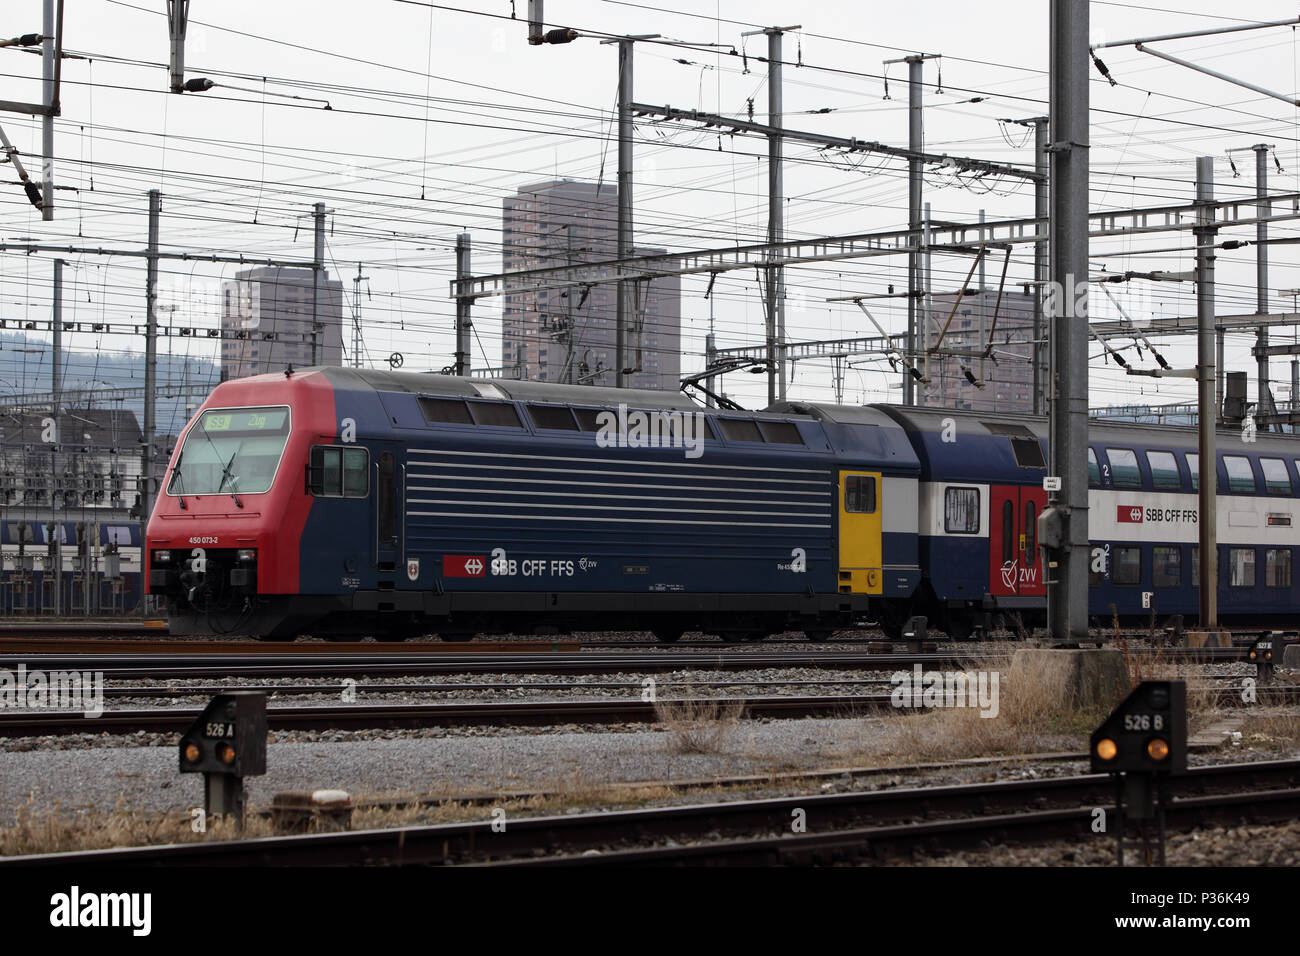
[[146, 368, 922, 640]]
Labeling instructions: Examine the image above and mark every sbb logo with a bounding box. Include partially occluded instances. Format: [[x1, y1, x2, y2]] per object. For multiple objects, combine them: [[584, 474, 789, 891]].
[[443, 555, 486, 578], [1117, 505, 1144, 523]]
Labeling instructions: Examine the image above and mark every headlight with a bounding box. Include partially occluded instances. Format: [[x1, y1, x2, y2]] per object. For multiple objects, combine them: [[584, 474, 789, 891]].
[[237, 549, 256, 563], [152, 550, 171, 565]]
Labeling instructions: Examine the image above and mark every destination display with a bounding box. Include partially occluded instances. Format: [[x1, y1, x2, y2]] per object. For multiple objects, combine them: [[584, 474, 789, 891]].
[[201, 408, 289, 433]]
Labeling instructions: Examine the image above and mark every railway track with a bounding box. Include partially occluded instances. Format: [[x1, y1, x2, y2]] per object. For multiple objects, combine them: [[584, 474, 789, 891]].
[[0, 692, 898, 737], [5, 758, 1297, 867], [0, 644, 1274, 685], [3, 683, 1296, 737], [82, 676, 900, 699], [0, 649, 989, 679]]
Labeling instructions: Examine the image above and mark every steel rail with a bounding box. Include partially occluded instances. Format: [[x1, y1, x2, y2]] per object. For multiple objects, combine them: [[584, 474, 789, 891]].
[[0, 692, 900, 737], [4, 759, 1296, 867]]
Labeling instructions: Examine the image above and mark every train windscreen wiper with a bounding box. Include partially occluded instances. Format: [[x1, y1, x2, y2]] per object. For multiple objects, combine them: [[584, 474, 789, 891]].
[[168, 452, 188, 510], [216, 450, 243, 509]]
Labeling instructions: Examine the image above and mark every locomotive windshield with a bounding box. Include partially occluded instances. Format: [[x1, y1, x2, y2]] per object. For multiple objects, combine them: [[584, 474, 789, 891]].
[[167, 406, 291, 496]]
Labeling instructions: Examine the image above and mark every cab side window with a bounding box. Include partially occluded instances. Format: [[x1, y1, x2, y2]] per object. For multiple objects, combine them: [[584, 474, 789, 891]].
[[308, 445, 370, 497]]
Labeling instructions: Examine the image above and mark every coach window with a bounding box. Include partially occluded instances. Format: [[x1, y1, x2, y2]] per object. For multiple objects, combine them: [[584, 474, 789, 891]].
[[1229, 548, 1256, 587], [944, 487, 980, 534], [1266, 549, 1292, 588], [1224, 456, 1256, 494], [417, 397, 473, 425], [1186, 453, 1199, 491], [844, 475, 876, 514], [1152, 546, 1181, 588], [468, 402, 523, 428], [308, 446, 370, 498], [527, 405, 578, 430], [1106, 448, 1142, 488], [1114, 547, 1142, 586], [1087, 448, 1101, 488], [1011, 438, 1046, 468], [1024, 500, 1037, 554], [758, 421, 804, 444], [573, 408, 602, 431], [1191, 546, 1199, 589], [1146, 451, 1181, 491], [719, 419, 763, 443], [1260, 457, 1291, 495]]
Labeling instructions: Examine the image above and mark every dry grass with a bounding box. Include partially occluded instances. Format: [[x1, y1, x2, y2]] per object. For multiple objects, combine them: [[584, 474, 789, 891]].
[[869, 649, 1142, 763], [884, 654, 1088, 761], [1115, 634, 1229, 737], [0, 773, 694, 857], [0, 795, 273, 857], [1238, 712, 1300, 750], [653, 696, 746, 754]]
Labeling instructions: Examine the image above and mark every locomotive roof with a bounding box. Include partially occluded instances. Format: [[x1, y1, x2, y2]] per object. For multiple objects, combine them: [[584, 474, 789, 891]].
[[315, 366, 700, 411], [312, 367, 826, 421]]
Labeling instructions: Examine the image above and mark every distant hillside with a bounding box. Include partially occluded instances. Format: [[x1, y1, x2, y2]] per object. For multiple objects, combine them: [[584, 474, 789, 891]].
[[0, 332, 221, 435]]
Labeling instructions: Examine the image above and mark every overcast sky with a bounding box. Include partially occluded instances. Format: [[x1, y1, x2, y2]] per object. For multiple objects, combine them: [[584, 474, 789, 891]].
[[4, 0, 1300, 417]]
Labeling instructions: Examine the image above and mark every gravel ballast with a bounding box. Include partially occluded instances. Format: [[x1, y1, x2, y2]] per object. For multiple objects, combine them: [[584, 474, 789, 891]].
[[0, 715, 1071, 821]]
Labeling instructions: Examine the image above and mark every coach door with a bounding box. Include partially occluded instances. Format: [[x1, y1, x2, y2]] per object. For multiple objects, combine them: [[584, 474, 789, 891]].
[[838, 470, 883, 595], [374, 447, 401, 574], [988, 485, 1047, 597]]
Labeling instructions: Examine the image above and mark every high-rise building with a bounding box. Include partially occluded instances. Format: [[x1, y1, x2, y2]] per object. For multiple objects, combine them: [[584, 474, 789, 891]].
[[501, 180, 681, 390], [919, 289, 1038, 413], [220, 267, 344, 380]]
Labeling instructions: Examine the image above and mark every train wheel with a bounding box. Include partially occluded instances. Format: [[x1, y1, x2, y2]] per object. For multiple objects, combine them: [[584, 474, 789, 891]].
[[652, 627, 684, 644]]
